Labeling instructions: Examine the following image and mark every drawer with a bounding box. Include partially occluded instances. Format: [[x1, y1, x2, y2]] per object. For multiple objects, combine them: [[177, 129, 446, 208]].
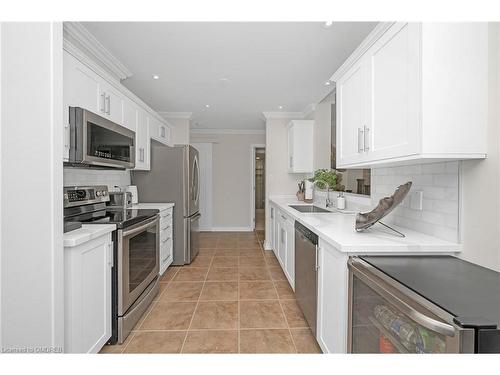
[[160, 238, 173, 261], [160, 208, 173, 220], [160, 225, 172, 240], [161, 218, 172, 231]]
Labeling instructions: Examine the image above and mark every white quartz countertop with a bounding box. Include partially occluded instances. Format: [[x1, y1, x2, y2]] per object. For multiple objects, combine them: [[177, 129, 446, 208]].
[[132, 203, 174, 211], [270, 196, 461, 254], [64, 224, 116, 247]]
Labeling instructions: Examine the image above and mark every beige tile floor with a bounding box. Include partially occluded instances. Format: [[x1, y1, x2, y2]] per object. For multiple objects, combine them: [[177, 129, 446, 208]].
[[100, 230, 322, 354]]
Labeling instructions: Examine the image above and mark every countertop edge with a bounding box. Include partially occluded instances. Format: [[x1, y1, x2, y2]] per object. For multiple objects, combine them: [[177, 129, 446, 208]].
[[64, 224, 116, 247]]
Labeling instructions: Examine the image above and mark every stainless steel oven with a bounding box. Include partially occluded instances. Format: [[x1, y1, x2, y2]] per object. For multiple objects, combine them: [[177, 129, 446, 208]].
[[117, 215, 159, 317], [347, 257, 474, 353], [68, 107, 135, 169]]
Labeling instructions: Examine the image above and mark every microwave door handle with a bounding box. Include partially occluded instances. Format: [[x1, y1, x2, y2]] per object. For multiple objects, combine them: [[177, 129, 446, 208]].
[[349, 259, 456, 337]]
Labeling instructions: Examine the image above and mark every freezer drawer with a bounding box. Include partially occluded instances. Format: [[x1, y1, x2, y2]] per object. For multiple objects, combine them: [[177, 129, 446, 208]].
[[347, 257, 475, 353]]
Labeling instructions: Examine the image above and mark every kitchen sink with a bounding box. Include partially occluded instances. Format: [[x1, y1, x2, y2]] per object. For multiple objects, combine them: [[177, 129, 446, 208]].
[[289, 205, 331, 213]]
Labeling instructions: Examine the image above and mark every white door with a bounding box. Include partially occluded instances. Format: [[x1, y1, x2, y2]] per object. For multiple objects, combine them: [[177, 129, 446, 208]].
[[336, 58, 369, 167], [366, 22, 420, 161], [191, 143, 213, 231]]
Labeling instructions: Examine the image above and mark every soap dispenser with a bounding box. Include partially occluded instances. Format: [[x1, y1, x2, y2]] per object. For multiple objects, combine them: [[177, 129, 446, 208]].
[[337, 192, 346, 210]]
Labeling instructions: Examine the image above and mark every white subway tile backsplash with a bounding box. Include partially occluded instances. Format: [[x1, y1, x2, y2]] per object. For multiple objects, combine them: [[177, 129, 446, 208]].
[[371, 161, 459, 242], [63, 167, 131, 190]]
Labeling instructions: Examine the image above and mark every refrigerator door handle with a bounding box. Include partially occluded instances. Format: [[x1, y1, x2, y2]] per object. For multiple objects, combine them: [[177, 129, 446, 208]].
[[349, 258, 456, 337]]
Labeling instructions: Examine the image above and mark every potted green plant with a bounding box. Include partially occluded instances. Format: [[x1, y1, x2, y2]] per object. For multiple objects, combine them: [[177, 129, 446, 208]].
[[308, 169, 343, 207]]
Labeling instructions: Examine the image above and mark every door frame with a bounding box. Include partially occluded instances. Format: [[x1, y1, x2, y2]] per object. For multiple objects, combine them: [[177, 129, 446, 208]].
[[250, 144, 266, 231]]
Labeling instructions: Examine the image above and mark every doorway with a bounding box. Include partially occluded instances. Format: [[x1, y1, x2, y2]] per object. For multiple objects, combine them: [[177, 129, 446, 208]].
[[253, 147, 266, 233]]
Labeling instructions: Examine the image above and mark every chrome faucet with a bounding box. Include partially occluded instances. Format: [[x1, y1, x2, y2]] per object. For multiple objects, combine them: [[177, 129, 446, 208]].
[[325, 187, 334, 208]]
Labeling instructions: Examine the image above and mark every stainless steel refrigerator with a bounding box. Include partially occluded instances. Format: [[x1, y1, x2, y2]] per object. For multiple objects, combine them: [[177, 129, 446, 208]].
[[131, 143, 200, 265]]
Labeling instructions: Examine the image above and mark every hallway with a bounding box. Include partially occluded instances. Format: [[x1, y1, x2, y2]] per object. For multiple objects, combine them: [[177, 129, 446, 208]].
[[100, 231, 320, 354]]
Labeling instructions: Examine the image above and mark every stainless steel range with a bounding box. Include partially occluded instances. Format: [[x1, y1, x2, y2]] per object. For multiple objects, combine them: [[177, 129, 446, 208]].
[[64, 185, 160, 344]]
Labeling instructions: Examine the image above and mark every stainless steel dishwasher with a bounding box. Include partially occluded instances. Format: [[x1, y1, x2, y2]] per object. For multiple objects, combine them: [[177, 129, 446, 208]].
[[295, 221, 319, 336]]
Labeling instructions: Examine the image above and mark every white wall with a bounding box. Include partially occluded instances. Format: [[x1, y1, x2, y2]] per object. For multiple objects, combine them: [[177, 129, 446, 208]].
[[313, 94, 333, 170], [459, 23, 500, 272], [165, 117, 190, 145], [1, 23, 64, 351], [190, 132, 265, 230]]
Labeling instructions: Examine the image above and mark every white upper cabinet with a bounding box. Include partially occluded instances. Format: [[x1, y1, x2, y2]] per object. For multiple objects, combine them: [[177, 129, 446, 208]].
[[122, 97, 137, 131], [135, 109, 151, 171], [149, 116, 173, 146], [336, 59, 369, 166], [287, 120, 314, 173], [332, 22, 488, 168], [98, 81, 124, 125], [63, 52, 101, 160]]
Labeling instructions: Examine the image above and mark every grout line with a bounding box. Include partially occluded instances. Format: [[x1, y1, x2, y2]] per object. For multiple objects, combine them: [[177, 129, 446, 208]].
[[120, 332, 136, 354], [179, 253, 213, 353]]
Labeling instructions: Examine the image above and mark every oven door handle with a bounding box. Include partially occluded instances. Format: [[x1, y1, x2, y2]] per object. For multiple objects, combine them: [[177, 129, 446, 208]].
[[121, 215, 159, 238], [349, 258, 456, 337]]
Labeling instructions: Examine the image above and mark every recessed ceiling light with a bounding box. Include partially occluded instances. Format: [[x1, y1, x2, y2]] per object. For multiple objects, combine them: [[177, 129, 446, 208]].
[[323, 21, 334, 29], [152, 74, 160, 80], [325, 81, 331, 86], [205, 104, 210, 108], [278, 106, 283, 110]]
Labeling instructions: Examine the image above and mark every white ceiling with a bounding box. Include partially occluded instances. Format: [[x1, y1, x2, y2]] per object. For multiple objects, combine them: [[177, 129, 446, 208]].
[[82, 22, 377, 130]]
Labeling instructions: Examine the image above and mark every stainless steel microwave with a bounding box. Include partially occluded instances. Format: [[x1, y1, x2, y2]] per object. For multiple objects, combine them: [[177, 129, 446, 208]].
[[68, 107, 135, 169]]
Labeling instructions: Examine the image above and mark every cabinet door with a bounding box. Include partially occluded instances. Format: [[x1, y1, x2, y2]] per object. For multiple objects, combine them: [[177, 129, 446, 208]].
[[63, 52, 101, 160], [277, 215, 288, 268], [273, 211, 280, 259], [365, 23, 420, 161], [64, 236, 112, 353], [285, 218, 295, 289], [269, 205, 275, 251], [122, 98, 137, 131], [134, 109, 150, 170], [336, 58, 369, 167], [316, 240, 348, 353], [287, 125, 294, 172], [99, 83, 124, 125]]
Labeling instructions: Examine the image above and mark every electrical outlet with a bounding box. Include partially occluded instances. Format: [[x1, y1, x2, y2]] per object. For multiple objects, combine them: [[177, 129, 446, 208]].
[[409, 191, 423, 211]]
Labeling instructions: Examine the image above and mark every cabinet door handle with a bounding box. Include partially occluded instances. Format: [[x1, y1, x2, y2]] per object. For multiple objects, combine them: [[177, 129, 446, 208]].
[[160, 126, 166, 138], [100, 92, 106, 113], [315, 245, 320, 271], [357, 128, 364, 153], [105, 95, 111, 115], [108, 243, 113, 267], [289, 156, 293, 169], [363, 126, 370, 151]]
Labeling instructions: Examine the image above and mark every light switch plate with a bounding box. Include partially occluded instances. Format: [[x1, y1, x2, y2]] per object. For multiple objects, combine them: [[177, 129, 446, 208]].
[[409, 191, 423, 210]]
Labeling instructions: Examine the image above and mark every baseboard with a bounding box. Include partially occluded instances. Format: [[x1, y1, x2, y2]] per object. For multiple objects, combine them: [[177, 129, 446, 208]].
[[210, 226, 254, 232]]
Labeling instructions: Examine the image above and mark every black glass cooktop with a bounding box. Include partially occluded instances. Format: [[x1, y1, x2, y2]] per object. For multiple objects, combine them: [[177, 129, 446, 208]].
[[79, 208, 159, 229], [360, 255, 500, 329]]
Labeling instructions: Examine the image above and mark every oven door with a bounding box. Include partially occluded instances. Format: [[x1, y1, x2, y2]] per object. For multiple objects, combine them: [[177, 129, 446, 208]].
[[118, 216, 159, 315], [347, 257, 475, 353], [70, 107, 136, 169]]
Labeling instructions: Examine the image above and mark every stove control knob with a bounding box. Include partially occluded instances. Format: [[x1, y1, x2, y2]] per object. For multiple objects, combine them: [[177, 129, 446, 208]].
[[96, 191, 101, 197], [102, 190, 107, 196]]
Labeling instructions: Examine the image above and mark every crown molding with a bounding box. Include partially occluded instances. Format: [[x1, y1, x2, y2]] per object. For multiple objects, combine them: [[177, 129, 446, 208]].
[[63, 22, 133, 81], [158, 111, 193, 120], [262, 102, 318, 121], [190, 128, 265, 135], [302, 103, 317, 119], [330, 22, 394, 82], [262, 111, 304, 120]]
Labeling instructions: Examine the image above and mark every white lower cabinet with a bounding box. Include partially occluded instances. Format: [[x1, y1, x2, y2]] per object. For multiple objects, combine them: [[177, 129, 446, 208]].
[[316, 239, 349, 353], [159, 207, 174, 275], [64, 233, 113, 353], [273, 207, 295, 290]]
